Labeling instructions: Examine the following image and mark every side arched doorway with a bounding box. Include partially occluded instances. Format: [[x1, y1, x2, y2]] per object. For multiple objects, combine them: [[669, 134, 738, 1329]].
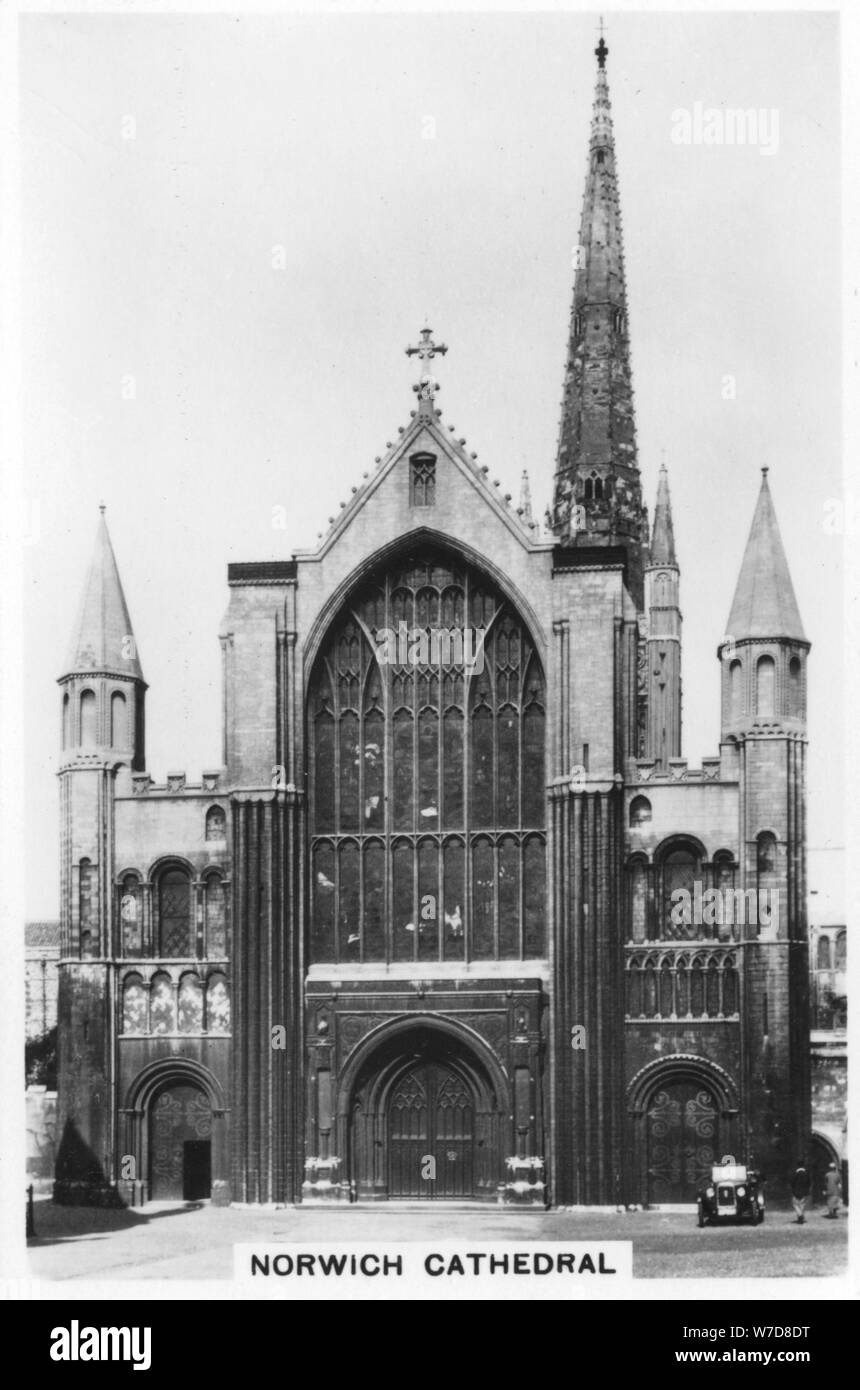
[[627, 1057, 739, 1206], [149, 1082, 212, 1200], [120, 1058, 228, 1205], [810, 1131, 843, 1208], [345, 1023, 507, 1201]]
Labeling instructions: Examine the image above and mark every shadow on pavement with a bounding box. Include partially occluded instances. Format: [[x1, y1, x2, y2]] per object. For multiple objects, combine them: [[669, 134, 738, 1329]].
[[28, 1199, 206, 1245]]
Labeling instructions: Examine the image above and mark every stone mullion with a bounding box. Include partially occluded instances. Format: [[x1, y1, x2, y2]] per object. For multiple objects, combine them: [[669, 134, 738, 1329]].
[[409, 658, 418, 963], [259, 800, 273, 1202], [436, 831, 444, 964], [269, 800, 283, 1202], [382, 614, 393, 967], [463, 674, 473, 969], [599, 790, 617, 1200], [582, 792, 596, 1201], [571, 791, 585, 1203], [231, 801, 247, 1201], [517, 646, 525, 958], [592, 794, 606, 1197], [550, 785, 572, 1203], [287, 789, 306, 1203], [274, 795, 288, 1203], [251, 800, 264, 1202]]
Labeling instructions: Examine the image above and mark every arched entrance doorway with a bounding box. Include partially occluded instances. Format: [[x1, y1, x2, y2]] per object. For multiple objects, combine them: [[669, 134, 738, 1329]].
[[346, 1023, 506, 1201], [149, 1082, 213, 1201], [627, 1057, 738, 1206], [121, 1057, 227, 1205], [645, 1080, 719, 1205]]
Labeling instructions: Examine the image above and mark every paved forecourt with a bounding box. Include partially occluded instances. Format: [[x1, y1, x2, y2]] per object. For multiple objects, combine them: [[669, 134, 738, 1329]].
[[26, 1198, 848, 1283]]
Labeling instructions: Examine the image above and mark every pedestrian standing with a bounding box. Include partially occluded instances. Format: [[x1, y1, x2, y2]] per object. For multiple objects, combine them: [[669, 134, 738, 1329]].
[[823, 1162, 841, 1219], [790, 1161, 811, 1223]]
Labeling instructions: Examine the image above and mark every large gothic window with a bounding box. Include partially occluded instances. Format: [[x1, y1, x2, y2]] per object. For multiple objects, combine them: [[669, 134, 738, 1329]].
[[308, 548, 546, 963]]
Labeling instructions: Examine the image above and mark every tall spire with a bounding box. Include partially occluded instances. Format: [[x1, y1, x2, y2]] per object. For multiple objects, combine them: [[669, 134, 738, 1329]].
[[552, 27, 647, 602], [63, 508, 144, 680], [650, 461, 676, 565], [726, 470, 805, 642]]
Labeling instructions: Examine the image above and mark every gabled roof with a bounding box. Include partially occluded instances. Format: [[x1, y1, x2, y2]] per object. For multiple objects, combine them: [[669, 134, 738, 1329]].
[[298, 407, 544, 560], [726, 471, 806, 642], [63, 509, 144, 680]]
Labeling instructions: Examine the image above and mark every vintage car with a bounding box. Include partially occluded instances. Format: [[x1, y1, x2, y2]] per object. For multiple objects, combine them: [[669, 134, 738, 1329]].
[[697, 1157, 765, 1226]]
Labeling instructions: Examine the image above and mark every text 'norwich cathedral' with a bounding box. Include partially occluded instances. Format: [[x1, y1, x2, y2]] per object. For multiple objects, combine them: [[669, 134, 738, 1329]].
[[55, 37, 811, 1209]]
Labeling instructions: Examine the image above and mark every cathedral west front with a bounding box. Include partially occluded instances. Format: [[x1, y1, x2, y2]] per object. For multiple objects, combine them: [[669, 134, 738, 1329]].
[[54, 36, 812, 1211]]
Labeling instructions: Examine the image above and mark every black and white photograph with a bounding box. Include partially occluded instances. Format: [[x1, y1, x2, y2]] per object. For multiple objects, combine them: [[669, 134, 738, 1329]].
[[1, 0, 855, 1320]]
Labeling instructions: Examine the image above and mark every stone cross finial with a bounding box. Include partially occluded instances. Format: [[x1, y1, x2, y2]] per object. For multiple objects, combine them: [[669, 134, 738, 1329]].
[[406, 326, 448, 406]]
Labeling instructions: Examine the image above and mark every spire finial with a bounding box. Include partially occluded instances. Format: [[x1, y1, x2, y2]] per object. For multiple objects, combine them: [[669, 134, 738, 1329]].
[[762, 466, 769, 477], [595, 18, 608, 69], [406, 325, 448, 413], [99, 501, 106, 515]]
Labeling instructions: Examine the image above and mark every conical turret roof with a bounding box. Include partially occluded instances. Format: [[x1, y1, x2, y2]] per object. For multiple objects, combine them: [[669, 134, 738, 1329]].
[[726, 471, 805, 642], [63, 508, 144, 680]]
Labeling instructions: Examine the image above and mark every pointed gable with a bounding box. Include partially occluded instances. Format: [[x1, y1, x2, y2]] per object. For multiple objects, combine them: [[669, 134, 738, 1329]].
[[303, 405, 542, 560], [726, 471, 806, 642], [64, 509, 144, 679]]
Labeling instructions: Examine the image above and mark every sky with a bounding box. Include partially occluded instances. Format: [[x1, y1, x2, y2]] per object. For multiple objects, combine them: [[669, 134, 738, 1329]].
[[19, 7, 843, 918]]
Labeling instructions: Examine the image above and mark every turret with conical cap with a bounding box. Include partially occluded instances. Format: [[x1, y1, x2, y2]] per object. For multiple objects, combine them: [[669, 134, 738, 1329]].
[[552, 28, 647, 605], [719, 469, 811, 1187], [59, 506, 146, 770], [54, 507, 148, 1204], [720, 468, 809, 737]]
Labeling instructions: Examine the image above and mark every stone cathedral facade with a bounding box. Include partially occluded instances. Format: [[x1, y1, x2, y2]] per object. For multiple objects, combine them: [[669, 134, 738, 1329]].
[[54, 38, 811, 1209]]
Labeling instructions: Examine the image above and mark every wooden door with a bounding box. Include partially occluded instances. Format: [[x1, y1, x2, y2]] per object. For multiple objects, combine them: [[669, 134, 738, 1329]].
[[150, 1084, 212, 1200], [388, 1062, 474, 1199], [646, 1083, 717, 1204]]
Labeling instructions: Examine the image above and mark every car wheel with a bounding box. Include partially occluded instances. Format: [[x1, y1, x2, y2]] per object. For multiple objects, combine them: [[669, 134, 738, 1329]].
[[697, 1202, 705, 1228]]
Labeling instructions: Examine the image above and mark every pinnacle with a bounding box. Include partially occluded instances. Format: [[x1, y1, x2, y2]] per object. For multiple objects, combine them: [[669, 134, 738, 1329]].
[[649, 463, 677, 567]]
